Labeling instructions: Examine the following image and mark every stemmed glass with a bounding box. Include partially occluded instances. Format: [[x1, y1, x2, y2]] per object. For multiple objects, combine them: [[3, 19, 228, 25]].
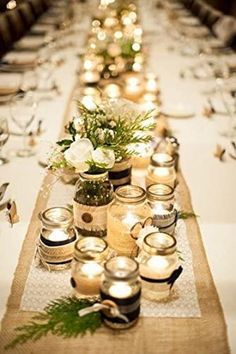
[[10, 92, 38, 157], [0, 117, 9, 165]]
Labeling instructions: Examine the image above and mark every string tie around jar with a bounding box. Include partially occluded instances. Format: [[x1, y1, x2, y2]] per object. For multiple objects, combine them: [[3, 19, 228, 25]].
[[78, 300, 129, 323], [140, 265, 183, 290]]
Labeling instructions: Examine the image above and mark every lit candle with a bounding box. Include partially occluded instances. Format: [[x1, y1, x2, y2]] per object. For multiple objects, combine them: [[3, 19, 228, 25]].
[[146, 153, 176, 188], [124, 75, 143, 101], [48, 229, 68, 242], [104, 83, 121, 99], [81, 70, 100, 84], [122, 212, 139, 229], [138, 232, 180, 300], [71, 237, 108, 296], [109, 282, 132, 298]]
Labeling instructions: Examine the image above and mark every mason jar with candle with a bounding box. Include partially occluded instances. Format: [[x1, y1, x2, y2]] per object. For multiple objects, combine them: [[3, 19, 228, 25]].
[[155, 136, 180, 171], [38, 207, 77, 271], [146, 152, 176, 188], [100, 256, 141, 329], [137, 232, 182, 301], [107, 185, 152, 257], [71, 237, 108, 296], [73, 172, 113, 237], [108, 158, 132, 190], [147, 184, 177, 235]]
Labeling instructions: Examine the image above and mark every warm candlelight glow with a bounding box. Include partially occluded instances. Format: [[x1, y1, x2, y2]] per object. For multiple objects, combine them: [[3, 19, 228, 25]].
[[81, 262, 103, 278], [104, 83, 121, 99], [48, 229, 68, 242], [122, 213, 139, 229], [109, 282, 132, 298], [147, 255, 169, 270]]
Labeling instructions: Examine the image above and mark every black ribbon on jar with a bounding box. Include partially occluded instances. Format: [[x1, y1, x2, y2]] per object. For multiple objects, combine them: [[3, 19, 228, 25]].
[[140, 266, 183, 290], [100, 289, 141, 324]]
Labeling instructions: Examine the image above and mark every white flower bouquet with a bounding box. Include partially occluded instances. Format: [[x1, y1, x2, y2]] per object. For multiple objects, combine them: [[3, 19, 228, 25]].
[[49, 99, 154, 174]]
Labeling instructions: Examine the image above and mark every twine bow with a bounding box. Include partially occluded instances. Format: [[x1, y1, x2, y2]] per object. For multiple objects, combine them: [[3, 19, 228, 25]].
[[78, 300, 129, 323]]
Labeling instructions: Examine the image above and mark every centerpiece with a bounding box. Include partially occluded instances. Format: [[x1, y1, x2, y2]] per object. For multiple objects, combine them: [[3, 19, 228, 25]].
[[49, 99, 154, 237]]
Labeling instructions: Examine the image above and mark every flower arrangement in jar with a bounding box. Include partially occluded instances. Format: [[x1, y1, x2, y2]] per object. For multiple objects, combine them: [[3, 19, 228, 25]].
[[49, 99, 153, 236]]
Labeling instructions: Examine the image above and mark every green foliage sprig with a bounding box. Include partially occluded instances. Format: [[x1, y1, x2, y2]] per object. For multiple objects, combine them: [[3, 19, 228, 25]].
[[5, 297, 102, 350], [177, 210, 199, 220]]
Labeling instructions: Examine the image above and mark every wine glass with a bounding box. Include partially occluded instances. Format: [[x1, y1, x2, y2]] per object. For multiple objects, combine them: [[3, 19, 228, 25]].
[[10, 92, 38, 157], [0, 117, 9, 165]]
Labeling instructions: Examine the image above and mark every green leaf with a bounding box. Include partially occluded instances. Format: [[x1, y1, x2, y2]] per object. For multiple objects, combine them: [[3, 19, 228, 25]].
[[56, 139, 73, 146], [5, 297, 102, 350], [177, 210, 199, 220]]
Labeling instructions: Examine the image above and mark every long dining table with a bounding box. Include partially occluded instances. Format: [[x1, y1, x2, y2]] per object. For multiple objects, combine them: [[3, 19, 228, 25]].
[[0, 0, 235, 353]]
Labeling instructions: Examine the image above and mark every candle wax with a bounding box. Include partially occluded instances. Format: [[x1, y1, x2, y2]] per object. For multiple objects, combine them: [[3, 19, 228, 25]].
[[109, 282, 132, 299], [48, 230, 68, 242]]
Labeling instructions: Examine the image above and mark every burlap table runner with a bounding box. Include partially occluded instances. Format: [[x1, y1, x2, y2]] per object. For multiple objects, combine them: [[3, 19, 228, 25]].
[[0, 63, 230, 354]]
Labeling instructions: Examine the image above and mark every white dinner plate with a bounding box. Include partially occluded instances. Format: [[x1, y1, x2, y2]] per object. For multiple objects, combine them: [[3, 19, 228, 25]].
[[161, 103, 195, 118], [0, 73, 21, 96]]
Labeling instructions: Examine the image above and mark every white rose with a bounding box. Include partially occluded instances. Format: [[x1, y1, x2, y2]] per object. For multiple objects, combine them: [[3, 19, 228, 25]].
[[64, 138, 94, 172], [92, 147, 115, 169]]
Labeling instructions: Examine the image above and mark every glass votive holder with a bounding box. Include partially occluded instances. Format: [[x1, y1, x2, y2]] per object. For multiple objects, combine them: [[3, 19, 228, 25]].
[[137, 232, 182, 301], [107, 185, 152, 257], [147, 184, 177, 235], [71, 237, 109, 296], [146, 152, 176, 188], [38, 207, 77, 271], [100, 256, 141, 329]]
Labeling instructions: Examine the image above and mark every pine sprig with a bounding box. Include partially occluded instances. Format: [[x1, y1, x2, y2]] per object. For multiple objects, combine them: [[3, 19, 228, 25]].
[[5, 297, 102, 350], [177, 210, 199, 220]]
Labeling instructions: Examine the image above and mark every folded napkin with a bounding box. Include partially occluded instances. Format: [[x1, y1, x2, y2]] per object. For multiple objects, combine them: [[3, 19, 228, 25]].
[[213, 16, 236, 45], [2, 51, 38, 66], [0, 73, 21, 95], [14, 36, 45, 50]]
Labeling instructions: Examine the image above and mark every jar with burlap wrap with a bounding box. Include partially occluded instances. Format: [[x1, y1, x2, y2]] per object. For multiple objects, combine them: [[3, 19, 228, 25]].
[[147, 183, 177, 235], [73, 172, 113, 237], [107, 185, 152, 257], [38, 207, 77, 271], [146, 152, 176, 188], [100, 256, 141, 329]]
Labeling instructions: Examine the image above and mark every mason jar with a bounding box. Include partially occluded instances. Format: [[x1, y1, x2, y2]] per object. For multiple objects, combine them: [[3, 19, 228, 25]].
[[108, 158, 132, 190], [155, 136, 180, 171], [71, 237, 109, 296], [146, 152, 176, 188], [100, 256, 141, 329], [38, 207, 77, 271], [107, 185, 152, 257], [147, 184, 177, 235], [137, 232, 182, 301], [73, 172, 113, 237]]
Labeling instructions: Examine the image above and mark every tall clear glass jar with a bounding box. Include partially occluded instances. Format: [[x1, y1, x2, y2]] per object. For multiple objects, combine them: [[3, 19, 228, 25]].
[[147, 184, 177, 235], [71, 237, 109, 296], [107, 185, 152, 257], [100, 256, 141, 329], [38, 207, 77, 271], [137, 232, 182, 301], [146, 153, 176, 188], [73, 172, 113, 237]]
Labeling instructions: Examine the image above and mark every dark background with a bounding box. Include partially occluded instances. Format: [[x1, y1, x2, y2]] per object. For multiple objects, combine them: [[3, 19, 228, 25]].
[[0, 0, 236, 14]]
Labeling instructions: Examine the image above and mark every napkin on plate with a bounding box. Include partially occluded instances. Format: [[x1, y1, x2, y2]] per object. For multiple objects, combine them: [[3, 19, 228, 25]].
[[0, 73, 21, 95], [14, 36, 45, 50], [2, 51, 38, 66]]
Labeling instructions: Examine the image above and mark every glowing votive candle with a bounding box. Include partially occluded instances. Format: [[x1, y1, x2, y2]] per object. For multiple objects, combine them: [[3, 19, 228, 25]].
[[146, 153, 176, 188], [124, 75, 143, 100], [138, 232, 181, 300], [104, 83, 121, 99], [71, 237, 108, 296]]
